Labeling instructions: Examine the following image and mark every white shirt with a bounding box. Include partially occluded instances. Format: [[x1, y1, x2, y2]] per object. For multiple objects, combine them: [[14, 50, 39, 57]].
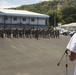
[[67, 33, 76, 53], [66, 33, 76, 75]]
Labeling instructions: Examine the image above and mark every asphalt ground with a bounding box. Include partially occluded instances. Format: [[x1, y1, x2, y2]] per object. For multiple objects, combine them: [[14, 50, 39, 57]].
[[0, 35, 75, 75]]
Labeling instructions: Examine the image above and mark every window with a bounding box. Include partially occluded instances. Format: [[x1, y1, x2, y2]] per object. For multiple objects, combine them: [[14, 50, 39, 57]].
[[22, 17, 26, 21], [13, 17, 17, 21], [31, 18, 35, 22]]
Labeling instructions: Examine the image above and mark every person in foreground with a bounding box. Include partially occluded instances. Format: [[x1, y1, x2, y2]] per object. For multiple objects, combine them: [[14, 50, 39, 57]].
[[66, 33, 76, 75]]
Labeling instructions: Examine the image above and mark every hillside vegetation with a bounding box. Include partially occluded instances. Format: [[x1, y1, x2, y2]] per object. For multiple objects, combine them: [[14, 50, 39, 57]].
[[15, 0, 76, 14], [15, 1, 55, 14]]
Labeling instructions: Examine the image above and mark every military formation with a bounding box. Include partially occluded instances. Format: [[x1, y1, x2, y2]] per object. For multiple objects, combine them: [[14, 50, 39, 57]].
[[0, 28, 60, 39]]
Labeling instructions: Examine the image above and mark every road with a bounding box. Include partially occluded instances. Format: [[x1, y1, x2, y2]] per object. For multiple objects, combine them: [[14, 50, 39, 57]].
[[0, 36, 75, 75]]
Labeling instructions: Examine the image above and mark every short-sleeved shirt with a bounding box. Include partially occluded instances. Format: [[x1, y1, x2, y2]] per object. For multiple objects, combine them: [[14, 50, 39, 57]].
[[66, 33, 76, 53]]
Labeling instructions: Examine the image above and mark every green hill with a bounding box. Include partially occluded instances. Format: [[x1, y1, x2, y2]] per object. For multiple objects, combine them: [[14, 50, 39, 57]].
[[15, 1, 55, 14], [13, 0, 76, 14]]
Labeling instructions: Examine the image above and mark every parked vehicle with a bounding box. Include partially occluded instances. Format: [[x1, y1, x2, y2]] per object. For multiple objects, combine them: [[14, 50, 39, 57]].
[[69, 31, 76, 37], [59, 28, 69, 36]]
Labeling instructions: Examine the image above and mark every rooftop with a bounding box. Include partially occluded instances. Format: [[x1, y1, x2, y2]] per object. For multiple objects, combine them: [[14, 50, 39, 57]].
[[0, 9, 49, 18]]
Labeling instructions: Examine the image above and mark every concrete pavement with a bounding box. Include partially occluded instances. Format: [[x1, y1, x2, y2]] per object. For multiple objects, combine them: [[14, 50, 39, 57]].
[[0, 36, 75, 75]]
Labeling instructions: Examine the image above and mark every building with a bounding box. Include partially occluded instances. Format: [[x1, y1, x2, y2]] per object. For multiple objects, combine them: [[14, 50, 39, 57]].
[[0, 9, 49, 28], [58, 23, 76, 31]]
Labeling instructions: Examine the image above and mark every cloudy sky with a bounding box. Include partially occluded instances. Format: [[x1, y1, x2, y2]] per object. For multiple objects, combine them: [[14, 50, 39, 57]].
[[0, 0, 52, 8]]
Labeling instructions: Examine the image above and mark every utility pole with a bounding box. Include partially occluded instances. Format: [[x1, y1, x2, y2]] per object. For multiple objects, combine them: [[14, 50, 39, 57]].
[[53, 0, 57, 28]]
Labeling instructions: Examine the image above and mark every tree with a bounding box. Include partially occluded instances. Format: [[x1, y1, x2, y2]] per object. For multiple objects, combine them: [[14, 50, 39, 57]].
[[61, 6, 76, 24], [47, 10, 62, 27]]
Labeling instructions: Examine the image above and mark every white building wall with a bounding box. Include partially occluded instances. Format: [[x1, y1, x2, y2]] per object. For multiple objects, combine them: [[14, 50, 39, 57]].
[[0, 16, 46, 25], [0, 17, 4, 23], [38, 19, 45, 25], [0, 17, 2, 23], [30, 18, 37, 25], [17, 18, 21, 24], [12, 17, 20, 24], [21, 18, 29, 24], [5, 17, 11, 23]]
